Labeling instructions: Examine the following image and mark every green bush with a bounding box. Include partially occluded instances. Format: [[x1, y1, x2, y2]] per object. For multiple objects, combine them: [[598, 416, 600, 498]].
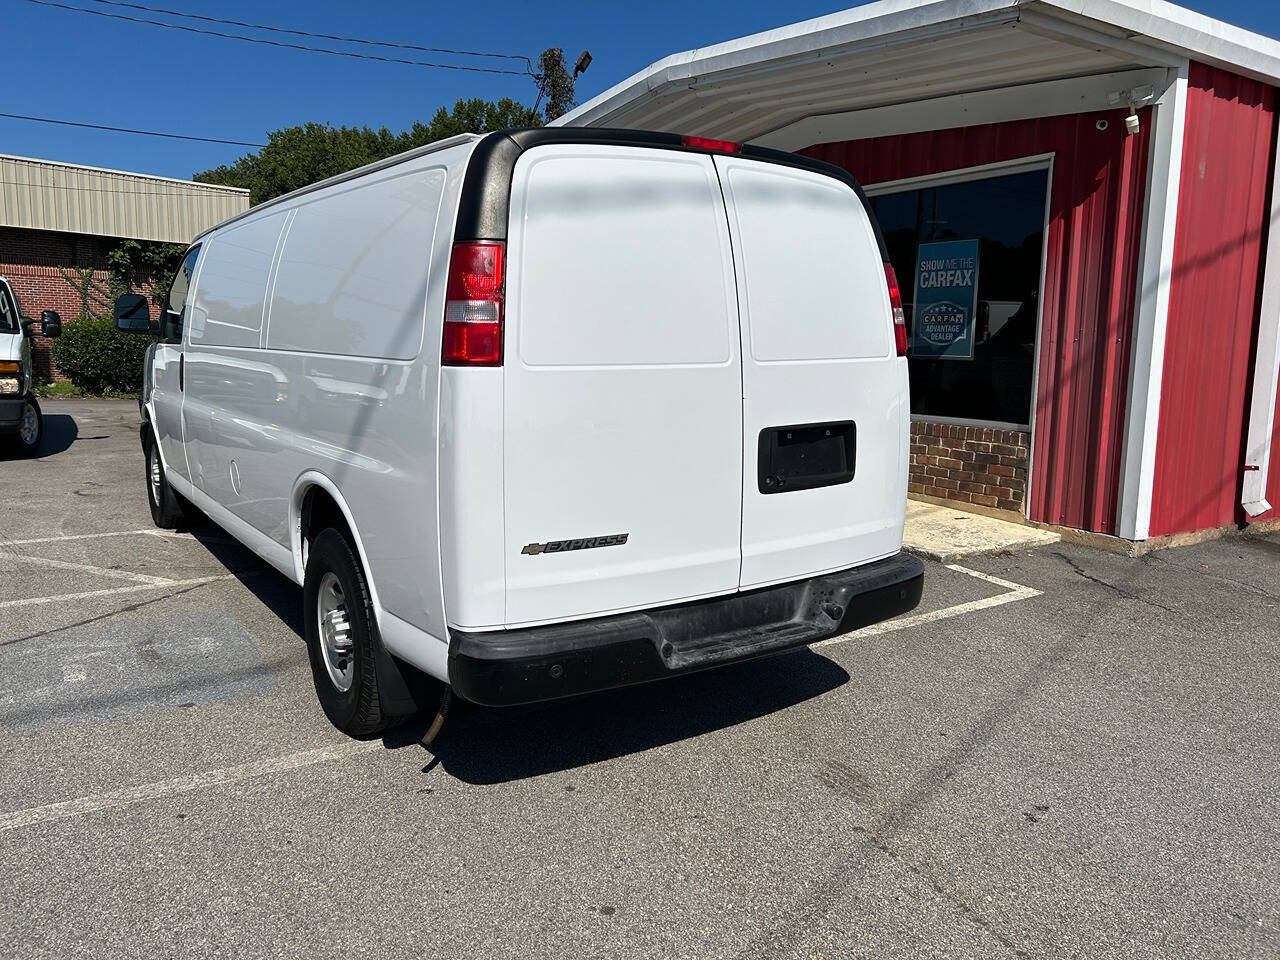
[[51, 313, 151, 395]]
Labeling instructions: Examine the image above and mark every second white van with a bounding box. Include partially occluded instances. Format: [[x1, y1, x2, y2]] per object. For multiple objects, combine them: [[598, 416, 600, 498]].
[[115, 128, 923, 735]]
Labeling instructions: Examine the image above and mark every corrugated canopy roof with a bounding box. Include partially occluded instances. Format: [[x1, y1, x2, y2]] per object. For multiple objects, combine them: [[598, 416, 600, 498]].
[[0, 154, 249, 245], [558, 0, 1280, 143]]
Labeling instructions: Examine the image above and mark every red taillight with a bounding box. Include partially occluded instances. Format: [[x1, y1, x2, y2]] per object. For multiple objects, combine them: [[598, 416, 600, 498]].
[[443, 241, 504, 366], [884, 262, 907, 357], [680, 135, 742, 154]]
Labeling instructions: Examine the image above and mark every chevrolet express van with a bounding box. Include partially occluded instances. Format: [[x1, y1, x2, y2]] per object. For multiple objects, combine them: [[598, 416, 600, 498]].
[[0, 277, 61, 455], [115, 128, 923, 736]]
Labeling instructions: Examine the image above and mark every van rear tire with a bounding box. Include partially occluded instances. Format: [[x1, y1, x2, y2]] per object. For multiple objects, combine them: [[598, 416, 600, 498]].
[[303, 528, 391, 736], [143, 430, 186, 529]]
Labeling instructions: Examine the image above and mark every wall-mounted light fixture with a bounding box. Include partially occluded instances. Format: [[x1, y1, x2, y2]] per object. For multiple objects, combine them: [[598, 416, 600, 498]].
[[1108, 84, 1156, 136]]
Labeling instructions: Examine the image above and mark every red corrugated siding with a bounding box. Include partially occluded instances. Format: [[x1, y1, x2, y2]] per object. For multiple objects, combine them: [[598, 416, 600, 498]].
[[1150, 64, 1277, 537], [803, 110, 1150, 533]]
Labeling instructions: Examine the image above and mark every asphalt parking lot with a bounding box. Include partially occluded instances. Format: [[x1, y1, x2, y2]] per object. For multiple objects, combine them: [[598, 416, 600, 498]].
[[2, 399, 1278, 959]]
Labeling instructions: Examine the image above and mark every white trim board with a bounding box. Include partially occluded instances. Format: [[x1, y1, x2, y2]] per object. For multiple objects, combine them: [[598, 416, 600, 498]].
[[1026, 153, 1057, 521], [861, 153, 1055, 195], [752, 69, 1172, 151], [1116, 63, 1188, 541]]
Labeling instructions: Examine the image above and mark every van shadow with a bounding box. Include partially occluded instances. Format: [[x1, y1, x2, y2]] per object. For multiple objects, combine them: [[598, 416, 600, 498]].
[[182, 520, 850, 785], [389, 650, 850, 785], [37, 414, 78, 456], [184, 524, 306, 636]]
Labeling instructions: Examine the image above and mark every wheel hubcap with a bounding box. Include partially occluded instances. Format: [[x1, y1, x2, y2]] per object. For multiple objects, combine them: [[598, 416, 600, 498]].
[[18, 403, 37, 447], [316, 571, 354, 692], [148, 446, 162, 503]]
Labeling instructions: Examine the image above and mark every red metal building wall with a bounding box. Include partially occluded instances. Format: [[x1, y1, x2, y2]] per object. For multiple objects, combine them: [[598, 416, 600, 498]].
[[1149, 64, 1278, 536], [802, 109, 1150, 533]]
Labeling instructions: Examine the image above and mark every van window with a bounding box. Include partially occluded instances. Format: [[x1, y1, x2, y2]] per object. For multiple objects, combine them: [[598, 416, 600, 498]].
[[190, 213, 286, 349], [267, 169, 446, 359], [511, 149, 734, 367], [0, 283, 18, 333], [162, 245, 201, 344]]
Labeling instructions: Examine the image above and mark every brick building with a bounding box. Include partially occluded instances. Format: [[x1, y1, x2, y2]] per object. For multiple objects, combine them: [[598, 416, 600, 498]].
[[0, 153, 248, 379], [562, 0, 1280, 545]]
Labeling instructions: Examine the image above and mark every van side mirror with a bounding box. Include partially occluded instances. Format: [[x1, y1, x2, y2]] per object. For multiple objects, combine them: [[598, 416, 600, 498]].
[[114, 294, 152, 334], [39, 310, 61, 339]]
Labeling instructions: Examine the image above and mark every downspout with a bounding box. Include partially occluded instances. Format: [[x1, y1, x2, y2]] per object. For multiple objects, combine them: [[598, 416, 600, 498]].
[[1241, 114, 1280, 518]]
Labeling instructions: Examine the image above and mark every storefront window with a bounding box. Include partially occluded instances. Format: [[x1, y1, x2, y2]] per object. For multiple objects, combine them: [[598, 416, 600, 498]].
[[868, 167, 1049, 427]]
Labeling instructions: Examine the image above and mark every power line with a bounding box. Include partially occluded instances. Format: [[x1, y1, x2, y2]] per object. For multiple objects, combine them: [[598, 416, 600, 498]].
[[84, 0, 533, 68], [25, 0, 534, 76], [0, 111, 266, 148]]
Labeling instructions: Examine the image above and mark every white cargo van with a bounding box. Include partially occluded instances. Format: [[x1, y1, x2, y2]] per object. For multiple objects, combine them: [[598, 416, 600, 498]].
[[115, 128, 923, 735], [0, 277, 61, 455]]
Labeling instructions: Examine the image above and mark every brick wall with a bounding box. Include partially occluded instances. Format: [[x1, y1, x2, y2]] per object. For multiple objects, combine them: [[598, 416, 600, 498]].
[[0, 226, 117, 382], [909, 420, 1030, 514]]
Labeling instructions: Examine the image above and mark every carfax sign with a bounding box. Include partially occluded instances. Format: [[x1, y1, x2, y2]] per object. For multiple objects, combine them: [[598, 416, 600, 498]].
[[912, 239, 980, 360]]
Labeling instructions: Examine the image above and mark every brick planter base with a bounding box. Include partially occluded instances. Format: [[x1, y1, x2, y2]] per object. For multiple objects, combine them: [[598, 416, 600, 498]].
[[908, 420, 1030, 513]]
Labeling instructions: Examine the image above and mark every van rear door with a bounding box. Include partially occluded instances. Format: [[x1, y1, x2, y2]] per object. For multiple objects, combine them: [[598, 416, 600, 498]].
[[714, 155, 908, 589], [501, 144, 743, 626]]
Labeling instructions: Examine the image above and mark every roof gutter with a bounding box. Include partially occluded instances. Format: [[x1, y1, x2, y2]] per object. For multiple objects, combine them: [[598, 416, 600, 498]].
[[558, 0, 1280, 131]]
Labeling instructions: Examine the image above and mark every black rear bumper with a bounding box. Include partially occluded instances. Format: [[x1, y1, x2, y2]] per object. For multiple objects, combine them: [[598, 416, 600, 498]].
[[448, 552, 924, 706]]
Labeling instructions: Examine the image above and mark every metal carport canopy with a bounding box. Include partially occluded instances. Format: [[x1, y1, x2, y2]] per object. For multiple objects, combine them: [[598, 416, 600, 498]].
[[555, 0, 1280, 143]]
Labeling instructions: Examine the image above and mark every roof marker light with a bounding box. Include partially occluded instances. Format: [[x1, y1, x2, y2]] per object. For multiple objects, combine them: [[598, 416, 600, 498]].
[[680, 135, 742, 154]]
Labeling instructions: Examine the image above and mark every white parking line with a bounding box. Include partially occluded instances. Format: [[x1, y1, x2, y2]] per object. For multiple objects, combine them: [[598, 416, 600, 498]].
[[814, 563, 1042, 648], [2, 529, 159, 547], [0, 527, 248, 609], [9, 554, 174, 586], [943, 563, 1039, 593], [0, 552, 1042, 833], [0, 529, 227, 548], [0, 741, 383, 833], [0, 575, 237, 610]]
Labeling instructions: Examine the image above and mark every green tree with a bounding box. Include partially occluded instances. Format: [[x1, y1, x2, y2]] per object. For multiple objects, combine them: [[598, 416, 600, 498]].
[[535, 48, 577, 121], [194, 97, 543, 205], [105, 239, 187, 309], [402, 96, 542, 146], [49, 239, 184, 395]]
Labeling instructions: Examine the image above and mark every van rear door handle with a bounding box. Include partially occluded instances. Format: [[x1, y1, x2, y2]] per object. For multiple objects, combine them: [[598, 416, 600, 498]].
[[179, 354, 184, 392]]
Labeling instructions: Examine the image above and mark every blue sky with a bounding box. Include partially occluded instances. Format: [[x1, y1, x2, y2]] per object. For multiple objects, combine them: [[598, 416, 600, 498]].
[[8, 0, 1280, 180]]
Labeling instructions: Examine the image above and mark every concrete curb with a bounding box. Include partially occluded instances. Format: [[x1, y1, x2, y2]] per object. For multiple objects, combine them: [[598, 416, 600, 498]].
[[903, 500, 1061, 562]]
